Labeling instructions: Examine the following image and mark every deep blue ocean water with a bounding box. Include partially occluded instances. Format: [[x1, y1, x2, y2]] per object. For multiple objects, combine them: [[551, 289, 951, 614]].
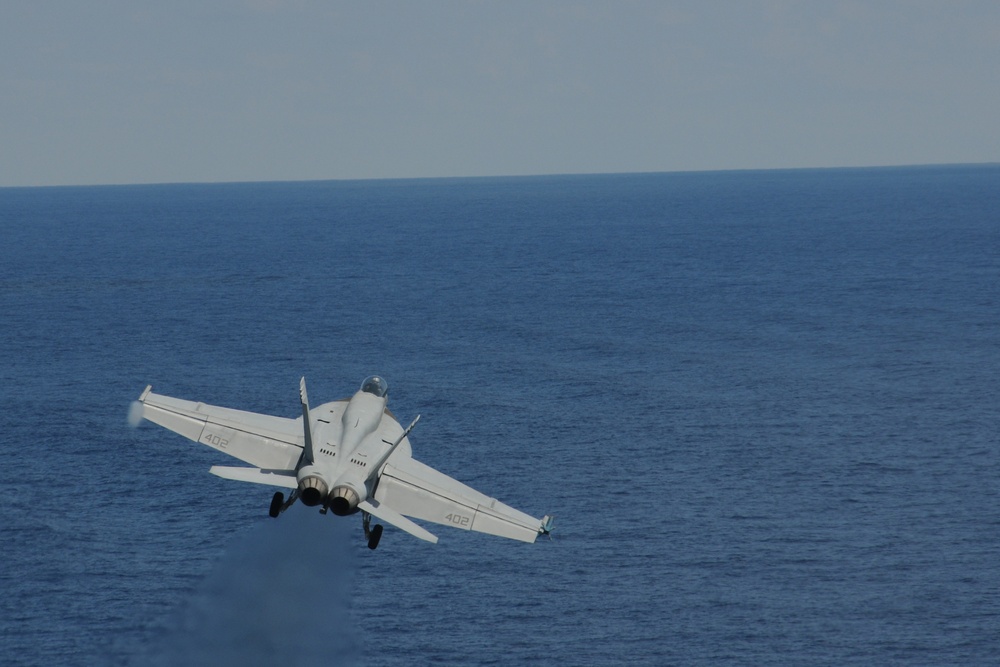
[[1, 166, 998, 666]]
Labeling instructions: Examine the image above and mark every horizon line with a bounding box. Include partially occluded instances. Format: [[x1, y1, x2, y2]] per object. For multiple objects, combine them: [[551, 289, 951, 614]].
[[3, 160, 998, 190]]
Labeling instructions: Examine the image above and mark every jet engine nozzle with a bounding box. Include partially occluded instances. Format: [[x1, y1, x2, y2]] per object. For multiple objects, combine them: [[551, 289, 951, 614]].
[[298, 475, 329, 507], [329, 484, 364, 516]]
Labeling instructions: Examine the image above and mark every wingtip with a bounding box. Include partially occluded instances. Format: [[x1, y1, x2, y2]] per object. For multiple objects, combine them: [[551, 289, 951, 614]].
[[139, 385, 152, 402]]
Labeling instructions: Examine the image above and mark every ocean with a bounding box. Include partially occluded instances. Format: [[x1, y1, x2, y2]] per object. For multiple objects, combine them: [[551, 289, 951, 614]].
[[1, 166, 998, 665]]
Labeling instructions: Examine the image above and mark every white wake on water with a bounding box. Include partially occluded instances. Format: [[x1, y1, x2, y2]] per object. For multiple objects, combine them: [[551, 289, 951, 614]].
[[138, 509, 358, 667]]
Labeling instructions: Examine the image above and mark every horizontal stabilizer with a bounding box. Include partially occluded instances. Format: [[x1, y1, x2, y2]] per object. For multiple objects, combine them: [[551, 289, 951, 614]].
[[359, 499, 439, 544], [209, 466, 297, 489]]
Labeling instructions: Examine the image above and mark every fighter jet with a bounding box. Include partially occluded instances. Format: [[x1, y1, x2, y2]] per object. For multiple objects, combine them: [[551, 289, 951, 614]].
[[135, 376, 553, 549]]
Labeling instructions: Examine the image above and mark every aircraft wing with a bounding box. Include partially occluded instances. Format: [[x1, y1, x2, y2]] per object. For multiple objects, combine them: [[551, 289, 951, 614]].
[[374, 456, 550, 543], [137, 386, 303, 471]]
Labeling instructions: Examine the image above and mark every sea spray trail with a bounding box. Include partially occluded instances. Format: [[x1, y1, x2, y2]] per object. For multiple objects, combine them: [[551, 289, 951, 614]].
[[136, 510, 358, 667]]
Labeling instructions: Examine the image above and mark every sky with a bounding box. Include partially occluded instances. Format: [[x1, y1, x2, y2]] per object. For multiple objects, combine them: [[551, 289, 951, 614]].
[[2, 1, 999, 186]]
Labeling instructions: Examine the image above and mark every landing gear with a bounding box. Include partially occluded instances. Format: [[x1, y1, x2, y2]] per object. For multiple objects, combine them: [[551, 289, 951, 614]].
[[269, 492, 284, 518], [363, 511, 384, 550], [268, 490, 299, 518], [367, 525, 383, 550]]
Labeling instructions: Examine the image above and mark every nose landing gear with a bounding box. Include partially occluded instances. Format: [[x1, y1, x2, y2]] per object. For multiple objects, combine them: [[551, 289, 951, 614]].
[[270, 491, 384, 549]]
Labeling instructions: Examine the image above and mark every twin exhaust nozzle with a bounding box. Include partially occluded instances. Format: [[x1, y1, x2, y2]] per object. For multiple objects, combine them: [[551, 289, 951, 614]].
[[298, 475, 363, 516]]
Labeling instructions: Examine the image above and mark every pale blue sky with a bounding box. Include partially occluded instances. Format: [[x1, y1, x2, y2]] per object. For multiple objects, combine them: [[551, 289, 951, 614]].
[[2, 1, 999, 186]]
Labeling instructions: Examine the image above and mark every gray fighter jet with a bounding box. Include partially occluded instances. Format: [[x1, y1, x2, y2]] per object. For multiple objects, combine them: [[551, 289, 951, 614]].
[[136, 376, 553, 549]]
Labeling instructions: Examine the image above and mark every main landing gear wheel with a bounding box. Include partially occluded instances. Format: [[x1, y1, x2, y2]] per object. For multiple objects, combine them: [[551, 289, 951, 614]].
[[269, 491, 284, 518], [367, 524, 384, 550]]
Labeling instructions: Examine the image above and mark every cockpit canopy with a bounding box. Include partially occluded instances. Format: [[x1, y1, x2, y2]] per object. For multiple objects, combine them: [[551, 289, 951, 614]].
[[361, 375, 389, 398]]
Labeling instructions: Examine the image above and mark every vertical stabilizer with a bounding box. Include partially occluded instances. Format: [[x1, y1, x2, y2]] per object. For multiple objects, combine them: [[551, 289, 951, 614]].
[[367, 414, 420, 481], [299, 377, 315, 464]]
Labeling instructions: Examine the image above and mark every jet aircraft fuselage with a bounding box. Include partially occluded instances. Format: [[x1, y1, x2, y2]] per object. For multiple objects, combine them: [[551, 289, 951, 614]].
[[297, 377, 395, 514]]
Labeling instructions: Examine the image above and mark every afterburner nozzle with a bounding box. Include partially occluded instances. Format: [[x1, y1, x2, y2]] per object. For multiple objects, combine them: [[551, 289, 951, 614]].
[[329, 484, 362, 516], [298, 475, 329, 507]]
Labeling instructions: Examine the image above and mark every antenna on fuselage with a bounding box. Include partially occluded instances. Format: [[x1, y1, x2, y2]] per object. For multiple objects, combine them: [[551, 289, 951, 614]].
[[299, 376, 316, 464]]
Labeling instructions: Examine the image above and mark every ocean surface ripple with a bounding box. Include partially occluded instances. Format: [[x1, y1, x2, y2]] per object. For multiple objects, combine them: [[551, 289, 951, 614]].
[[1, 166, 998, 665]]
